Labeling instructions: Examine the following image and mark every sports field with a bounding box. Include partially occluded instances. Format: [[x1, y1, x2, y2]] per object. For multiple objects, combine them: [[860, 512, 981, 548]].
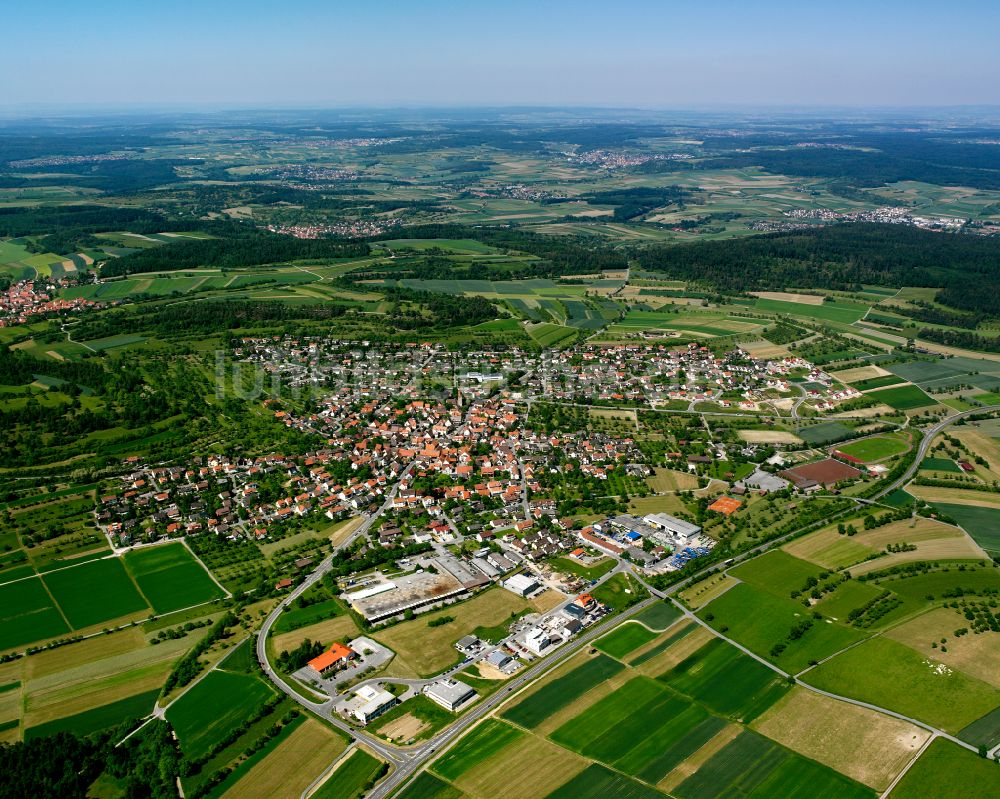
[[124, 543, 225, 614], [833, 433, 910, 462]]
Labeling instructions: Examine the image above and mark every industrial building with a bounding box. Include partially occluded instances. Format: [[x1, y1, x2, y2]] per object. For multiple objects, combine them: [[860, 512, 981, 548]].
[[342, 685, 398, 725], [424, 678, 479, 712], [343, 566, 469, 622], [642, 513, 702, 542], [503, 573, 540, 597], [306, 642, 357, 676]]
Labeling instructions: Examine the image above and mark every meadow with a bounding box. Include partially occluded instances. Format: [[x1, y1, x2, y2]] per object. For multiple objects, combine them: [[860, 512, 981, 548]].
[[932, 503, 1000, 556], [887, 738, 1000, 799], [753, 298, 868, 324], [805, 637, 1000, 737]]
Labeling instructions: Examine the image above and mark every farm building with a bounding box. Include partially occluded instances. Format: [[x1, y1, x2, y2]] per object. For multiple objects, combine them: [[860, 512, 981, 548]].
[[424, 678, 479, 712], [307, 643, 357, 676]]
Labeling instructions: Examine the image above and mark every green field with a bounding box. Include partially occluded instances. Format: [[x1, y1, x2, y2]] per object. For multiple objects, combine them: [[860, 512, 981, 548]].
[[167, 670, 275, 760], [659, 637, 791, 723], [868, 384, 936, 410], [632, 601, 682, 631], [432, 719, 523, 781], [697, 583, 866, 673], [932, 503, 1000, 556], [594, 623, 659, 659], [313, 748, 385, 799], [729, 550, 825, 598], [500, 654, 624, 729], [849, 375, 906, 391], [0, 576, 70, 650], [888, 738, 1000, 799], [124, 543, 225, 614], [754, 298, 868, 324], [546, 763, 666, 799], [920, 457, 961, 473], [42, 558, 148, 629], [675, 729, 873, 799], [806, 637, 1000, 735], [24, 688, 160, 740], [628, 624, 697, 668], [397, 772, 464, 799], [273, 597, 345, 633], [834, 434, 910, 462], [798, 422, 856, 446]]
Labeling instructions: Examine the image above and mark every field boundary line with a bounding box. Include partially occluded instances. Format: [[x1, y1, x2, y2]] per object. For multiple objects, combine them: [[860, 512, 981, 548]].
[[879, 732, 936, 799]]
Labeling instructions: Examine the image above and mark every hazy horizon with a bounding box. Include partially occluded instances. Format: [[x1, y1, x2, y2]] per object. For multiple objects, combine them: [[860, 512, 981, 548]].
[[3, 0, 999, 109]]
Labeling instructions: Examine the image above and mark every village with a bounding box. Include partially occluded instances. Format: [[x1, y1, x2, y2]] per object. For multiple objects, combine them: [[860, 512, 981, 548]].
[[0, 278, 102, 326]]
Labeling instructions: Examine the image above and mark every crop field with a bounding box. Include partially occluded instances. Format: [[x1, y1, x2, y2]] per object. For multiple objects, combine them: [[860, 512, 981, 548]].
[[849, 375, 905, 391], [646, 468, 699, 493], [887, 738, 1000, 799], [697, 583, 867, 673], [678, 574, 738, 610], [500, 653, 624, 729], [632, 601, 682, 631], [397, 772, 464, 799], [673, 729, 873, 799], [806, 637, 1000, 736], [751, 688, 929, 791], [782, 525, 875, 570], [729, 550, 825, 598], [627, 623, 698, 668], [833, 433, 910, 462], [432, 719, 524, 781], [313, 748, 385, 799], [932, 503, 1000, 556], [867, 384, 936, 410], [41, 557, 149, 630], [374, 588, 531, 677], [525, 322, 577, 347], [24, 687, 159, 740], [659, 637, 791, 723], [123, 543, 225, 614], [753, 297, 868, 324], [0, 577, 70, 651], [595, 623, 659, 659], [167, 669, 275, 760], [219, 717, 347, 799], [921, 456, 961, 472], [272, 597, 345, 634], [611, 310, 763, 337], [546, 763, 666, 799]]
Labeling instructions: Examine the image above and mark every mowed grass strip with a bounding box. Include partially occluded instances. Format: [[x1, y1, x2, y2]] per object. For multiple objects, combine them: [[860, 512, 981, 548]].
[[0, 577, 69, 650], [594, 622, 658, 659], [500, 653, 623, 729], [432, 719, 523, 781], [659, 637, 791, 723], [806, 637, 1000, 735], [41, 557, 148, 629], [167, 670, 274, 760], [124, 543, 225, 614]]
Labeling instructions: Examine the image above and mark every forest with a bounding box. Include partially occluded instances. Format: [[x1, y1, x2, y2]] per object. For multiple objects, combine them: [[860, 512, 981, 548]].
[[634, 223, 1000, 315]]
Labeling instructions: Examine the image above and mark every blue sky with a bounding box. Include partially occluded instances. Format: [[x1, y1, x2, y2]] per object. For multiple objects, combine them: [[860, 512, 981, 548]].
[[2, 0, 999, 109]]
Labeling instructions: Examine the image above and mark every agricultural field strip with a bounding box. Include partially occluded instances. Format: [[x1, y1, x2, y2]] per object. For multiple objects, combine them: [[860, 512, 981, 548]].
[[668, 598, 984, 755]]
